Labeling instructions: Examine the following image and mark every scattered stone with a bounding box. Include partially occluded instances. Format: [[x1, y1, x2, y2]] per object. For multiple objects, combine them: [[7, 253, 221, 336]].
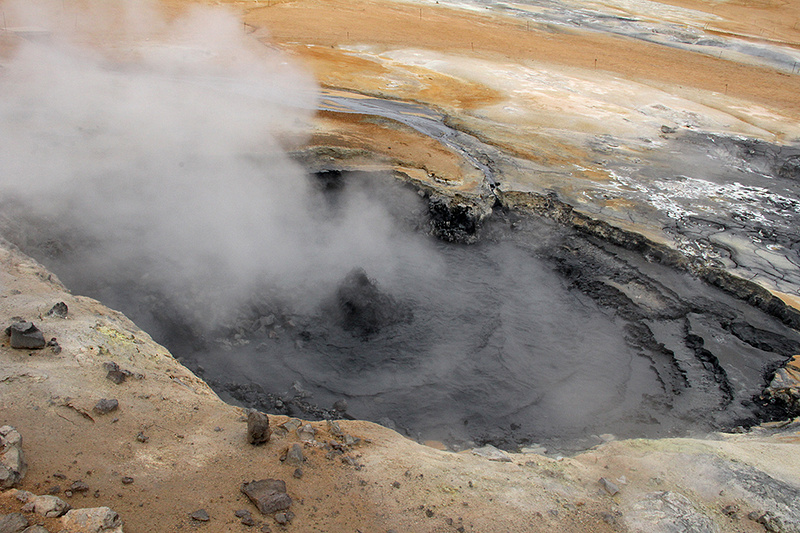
[[260, 525, 272, 533], [327, 420, 343, 436], [247, 410, 271, 446], [93, 399, 119, 415], [120, 477, 134, 485], [27, 495, 70, 517], [0, 426, 27, 489], [235, 509, 256, 527], [661, 125, 677, 134], [722, 504, 740, 518], [190, 509, 210, 522], [61, 506, 123, 533], [599, 477, 620, 496], [5, 321, 46, 350], [625, 491, 715, 533], [425, 509, 434, 518], [241, 479, 292, 515], [135, 432, 148, 443], [274, 511, 294, 525], [343, 435, 359, 446], [47, 486, 61, 495], [46, 338, 61, 354], [520, 445, 547, 455], [70, 480, 90, 493], [756, 511, 787, 533], [0, 513, 28, 533], [281, 419, 302, 433], [103, 362, 129, 385], [285, 444, 304, 466], [15, 491, 34, 503], [471, 445, 512, 462], [45, 301, 69, 318], [292, 468, 303, 479], [297, 424, 316, 442], [64, 490, 74, 498]]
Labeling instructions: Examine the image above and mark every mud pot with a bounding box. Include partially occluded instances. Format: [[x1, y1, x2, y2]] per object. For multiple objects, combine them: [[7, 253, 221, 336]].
[[4, 169, 800, 454]]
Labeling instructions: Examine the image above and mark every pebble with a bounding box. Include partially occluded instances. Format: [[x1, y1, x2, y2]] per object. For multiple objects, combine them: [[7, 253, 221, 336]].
[[241, 479, 292, 515], [599, 477, 620, 496], [247, 410, 271, 446], [235, 509, 256, 527], [285, 444, 304, 466], [292, 468, 303, 479], [93, 399, 119, 415], [121, 477, 134, 485], [135, 432, 149, 443], [70, 480, 90, 493], [274, 511, 294, 525], [191, 509, 210, 522]]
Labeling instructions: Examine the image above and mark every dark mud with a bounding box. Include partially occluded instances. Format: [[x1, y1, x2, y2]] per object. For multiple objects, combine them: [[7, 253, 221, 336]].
[[4, 170, 800, 454]]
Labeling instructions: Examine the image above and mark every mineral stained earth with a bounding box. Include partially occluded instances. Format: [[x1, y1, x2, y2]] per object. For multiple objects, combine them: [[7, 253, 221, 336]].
[[2, 0, 800, 532]]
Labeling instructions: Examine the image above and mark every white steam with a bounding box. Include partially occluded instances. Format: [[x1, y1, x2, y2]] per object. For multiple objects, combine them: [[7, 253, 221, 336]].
[[0, 0, 433, 324]]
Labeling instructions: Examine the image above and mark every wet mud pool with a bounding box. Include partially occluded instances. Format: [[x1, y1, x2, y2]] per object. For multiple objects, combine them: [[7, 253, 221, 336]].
[[8, 171, 800, 454]]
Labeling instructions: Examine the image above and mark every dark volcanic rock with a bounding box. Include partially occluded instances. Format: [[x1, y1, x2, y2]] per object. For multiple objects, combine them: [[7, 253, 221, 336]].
[[4, 321, 46, 350], [336, 268, 409, 336], [241, 479, 292, 515], [191, 509, 210, 522], [427, 195, 483, 243], [45, 301, 68, 318], [247, 410, 271, 445], [93, 399, 119, 415]]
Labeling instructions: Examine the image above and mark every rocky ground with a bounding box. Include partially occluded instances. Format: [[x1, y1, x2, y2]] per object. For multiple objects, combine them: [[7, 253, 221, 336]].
[[3, 0, 800, 531]]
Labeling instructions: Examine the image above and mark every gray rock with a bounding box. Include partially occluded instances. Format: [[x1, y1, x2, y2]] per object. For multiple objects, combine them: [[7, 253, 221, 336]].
[[235, 509, 255, 526], [0, 513, 28, 533], [285, 444, 304, 466], [471, 445, 511, 462], [5, 321, 45, 350], [61, 506, 123, 532], [600, 477, 620, 496], [274, 511, 294, 525], [70, 480, 90, 493], [93, 399, 119, 415], [21, 526, 49, 533], [297, 424, 316, 442], [281, 419, 302, 433], [241, 479, 292, 515], [190, 509, 210, 522], [625, 491, 717, 533], [30, 495, 70, 517], [45, 302, 69, 318], [247, 410, 270, 445], [0, 426, 27, 489], [327, 420, 342, 436]]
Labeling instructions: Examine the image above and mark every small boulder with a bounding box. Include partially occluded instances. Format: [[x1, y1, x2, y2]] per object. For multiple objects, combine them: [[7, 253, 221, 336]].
[[297, 424, 316, 442], [0, 426, 27, 489], [0, 512, 28, 533], [4, 321, 46, 350], [27, 495, 70, 517], [241, 479, 292, 515], [60, 506, 123, 533], [247, 410, 270, 446]]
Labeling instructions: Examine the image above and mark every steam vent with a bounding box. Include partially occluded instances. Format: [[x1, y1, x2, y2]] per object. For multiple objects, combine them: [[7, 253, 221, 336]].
[[2, 0, 800, 531]]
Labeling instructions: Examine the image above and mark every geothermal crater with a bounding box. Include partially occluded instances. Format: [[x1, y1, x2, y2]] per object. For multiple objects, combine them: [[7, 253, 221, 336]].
[[8, 169, 800, 453]]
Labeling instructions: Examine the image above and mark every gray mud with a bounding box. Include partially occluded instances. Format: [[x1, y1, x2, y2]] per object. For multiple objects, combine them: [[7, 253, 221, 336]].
[[6, 170, 800, 454]]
